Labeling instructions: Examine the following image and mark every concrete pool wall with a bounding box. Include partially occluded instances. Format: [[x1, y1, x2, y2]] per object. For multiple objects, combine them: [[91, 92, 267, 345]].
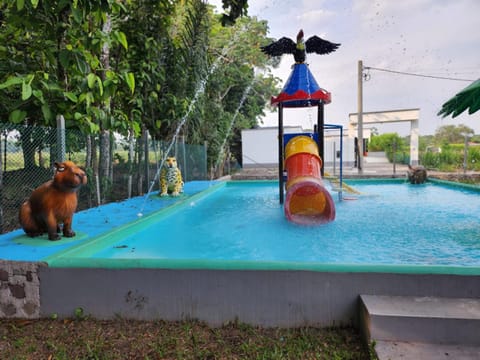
[[3, 263, 477, 326], [0, 260, 42, 318]]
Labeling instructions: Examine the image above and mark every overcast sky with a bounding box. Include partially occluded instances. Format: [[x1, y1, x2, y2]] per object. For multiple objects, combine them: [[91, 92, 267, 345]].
[[209, 0, 480, 136]]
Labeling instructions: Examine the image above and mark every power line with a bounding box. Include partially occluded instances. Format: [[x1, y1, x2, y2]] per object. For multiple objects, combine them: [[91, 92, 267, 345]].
[[364, 66, 476, 82]]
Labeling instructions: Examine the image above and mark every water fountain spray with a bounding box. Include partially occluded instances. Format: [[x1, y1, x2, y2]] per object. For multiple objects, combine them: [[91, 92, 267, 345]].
[[137, 24, 248, 216], [213, 79, 255, 177]]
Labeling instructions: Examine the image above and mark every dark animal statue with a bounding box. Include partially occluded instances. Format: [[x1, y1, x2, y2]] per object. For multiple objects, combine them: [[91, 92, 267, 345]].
[[407, 165, 427, 184], [261, 29, 340, 63], [19, 161, 87, 241]]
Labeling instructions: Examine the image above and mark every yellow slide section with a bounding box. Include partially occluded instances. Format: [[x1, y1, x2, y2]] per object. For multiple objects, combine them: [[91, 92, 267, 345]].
[[284, 136, 335, 225]]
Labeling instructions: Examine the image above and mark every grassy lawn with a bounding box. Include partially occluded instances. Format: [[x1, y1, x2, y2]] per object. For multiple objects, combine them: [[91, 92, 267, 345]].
[[0, 318, 373, 359]]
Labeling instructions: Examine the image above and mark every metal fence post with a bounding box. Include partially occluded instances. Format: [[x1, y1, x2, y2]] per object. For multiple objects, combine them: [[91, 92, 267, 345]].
[[56, 115, 66, 162], [144, 129, 149, 192], [204, 141, 208, 179]]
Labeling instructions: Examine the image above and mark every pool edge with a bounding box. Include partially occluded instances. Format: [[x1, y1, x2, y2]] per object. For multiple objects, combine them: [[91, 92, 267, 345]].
[[43, 257, 480, 276]]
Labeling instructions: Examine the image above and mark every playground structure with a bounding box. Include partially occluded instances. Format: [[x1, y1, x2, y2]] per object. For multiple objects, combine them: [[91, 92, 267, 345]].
[[283, 134, 335, 224], [271, 62, 341, 225]]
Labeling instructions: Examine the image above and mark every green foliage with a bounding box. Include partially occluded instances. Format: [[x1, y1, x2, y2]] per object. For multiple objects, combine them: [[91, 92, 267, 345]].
[[1, 319, 369, 359], [421, 151, 440, 168], [74, 307, 88, 321], [434, 124, 474, 145], [468, 147, 480, 170], [418, 134, 434, 151], [368, 133, 405, 152], [0, 0, 134, 133], [421, 147, 464, 171], [219, 0, 249, 26], [1, 0, 279, 174], [417, 125, 479, 171], [470, 134, 480, 143]]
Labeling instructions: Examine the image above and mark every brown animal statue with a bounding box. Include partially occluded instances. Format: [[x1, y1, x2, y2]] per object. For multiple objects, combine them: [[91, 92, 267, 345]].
[[19, 161, 87, 241], [407, 165, 427, 184]]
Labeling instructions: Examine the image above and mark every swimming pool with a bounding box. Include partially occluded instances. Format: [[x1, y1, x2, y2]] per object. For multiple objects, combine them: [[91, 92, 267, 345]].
[[4, 178, 480, 324], [44, 179, 480, 273]]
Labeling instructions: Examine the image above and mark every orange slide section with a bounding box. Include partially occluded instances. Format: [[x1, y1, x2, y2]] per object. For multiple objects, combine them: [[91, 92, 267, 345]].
[[284, 136, 336, 225]]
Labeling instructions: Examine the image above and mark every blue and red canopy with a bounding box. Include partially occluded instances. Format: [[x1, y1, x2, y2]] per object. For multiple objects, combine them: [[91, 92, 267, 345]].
[[271, 63, 331, 107]]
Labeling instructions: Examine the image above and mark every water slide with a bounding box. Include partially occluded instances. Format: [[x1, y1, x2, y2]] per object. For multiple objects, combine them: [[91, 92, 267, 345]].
[[284, 135, 336, 225]]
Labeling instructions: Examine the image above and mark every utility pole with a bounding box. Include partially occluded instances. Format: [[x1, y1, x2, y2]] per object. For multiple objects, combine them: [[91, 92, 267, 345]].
[[357, 60, 364, 172]]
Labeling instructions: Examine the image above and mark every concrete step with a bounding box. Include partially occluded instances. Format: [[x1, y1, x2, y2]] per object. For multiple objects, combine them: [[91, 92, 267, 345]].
[[360, 295, 480, 346], [374, 340, 480, 360]]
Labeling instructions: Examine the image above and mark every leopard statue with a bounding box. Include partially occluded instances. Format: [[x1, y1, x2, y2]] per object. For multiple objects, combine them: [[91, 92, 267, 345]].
[[160, 157, 184, 197]]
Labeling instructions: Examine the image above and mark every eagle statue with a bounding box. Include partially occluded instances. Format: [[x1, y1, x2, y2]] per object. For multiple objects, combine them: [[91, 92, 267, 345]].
[[261, 29, 340, 63]]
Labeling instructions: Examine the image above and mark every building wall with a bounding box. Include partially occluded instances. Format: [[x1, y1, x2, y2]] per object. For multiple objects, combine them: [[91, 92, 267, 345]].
[[324, 136, 356, 168], [241, 127, 357, 168], [241, 127, 302, 167]]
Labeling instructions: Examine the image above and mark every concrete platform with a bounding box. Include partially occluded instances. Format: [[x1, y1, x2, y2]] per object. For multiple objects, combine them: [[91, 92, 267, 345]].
[[360, 295, 480, 359], [375, 340, 480, 360]]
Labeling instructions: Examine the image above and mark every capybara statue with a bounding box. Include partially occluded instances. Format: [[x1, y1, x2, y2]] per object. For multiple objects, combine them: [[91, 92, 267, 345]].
[[19, 161, 87, 240], [407, 165, 427, 184]]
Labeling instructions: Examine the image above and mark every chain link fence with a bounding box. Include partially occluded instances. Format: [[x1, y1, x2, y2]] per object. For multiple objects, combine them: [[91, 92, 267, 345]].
[[0, 124, 208, 234]]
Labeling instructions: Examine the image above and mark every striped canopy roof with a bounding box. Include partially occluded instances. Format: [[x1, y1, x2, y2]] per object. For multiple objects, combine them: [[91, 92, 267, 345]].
[[271, 63, 331, 108]]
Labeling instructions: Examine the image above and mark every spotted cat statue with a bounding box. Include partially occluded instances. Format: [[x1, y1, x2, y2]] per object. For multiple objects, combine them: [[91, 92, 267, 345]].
[[160, 157, 184, 196]]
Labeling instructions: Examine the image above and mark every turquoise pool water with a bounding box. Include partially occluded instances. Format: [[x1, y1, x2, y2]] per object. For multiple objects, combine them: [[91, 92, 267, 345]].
[[45, 180, 480, 271]]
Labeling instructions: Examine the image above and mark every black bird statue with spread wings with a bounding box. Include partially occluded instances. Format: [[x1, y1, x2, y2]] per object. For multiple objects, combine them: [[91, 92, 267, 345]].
[[261, 29, 340, 63]]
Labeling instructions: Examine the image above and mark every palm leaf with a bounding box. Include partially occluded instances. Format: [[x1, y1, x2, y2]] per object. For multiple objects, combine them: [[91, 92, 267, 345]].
[[438, 79, 480, 118]]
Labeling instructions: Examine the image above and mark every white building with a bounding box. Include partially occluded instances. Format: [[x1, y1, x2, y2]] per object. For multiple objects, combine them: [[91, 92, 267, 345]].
[[241, 126, 358, 170]]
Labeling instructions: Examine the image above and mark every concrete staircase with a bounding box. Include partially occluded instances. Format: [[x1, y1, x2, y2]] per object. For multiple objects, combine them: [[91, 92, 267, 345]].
[[360, 295, 480, 359]]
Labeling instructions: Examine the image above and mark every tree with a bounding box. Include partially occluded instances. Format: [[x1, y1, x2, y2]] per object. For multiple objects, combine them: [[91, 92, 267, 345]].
[[0, 1, 134, 168], [434, 124, 474, 145], [117, 0, 174, 139], [0, 0, 279, 181], [368, 133, 405, 152], [219, 0, 249, 26], [192, 15, 279, 174]]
